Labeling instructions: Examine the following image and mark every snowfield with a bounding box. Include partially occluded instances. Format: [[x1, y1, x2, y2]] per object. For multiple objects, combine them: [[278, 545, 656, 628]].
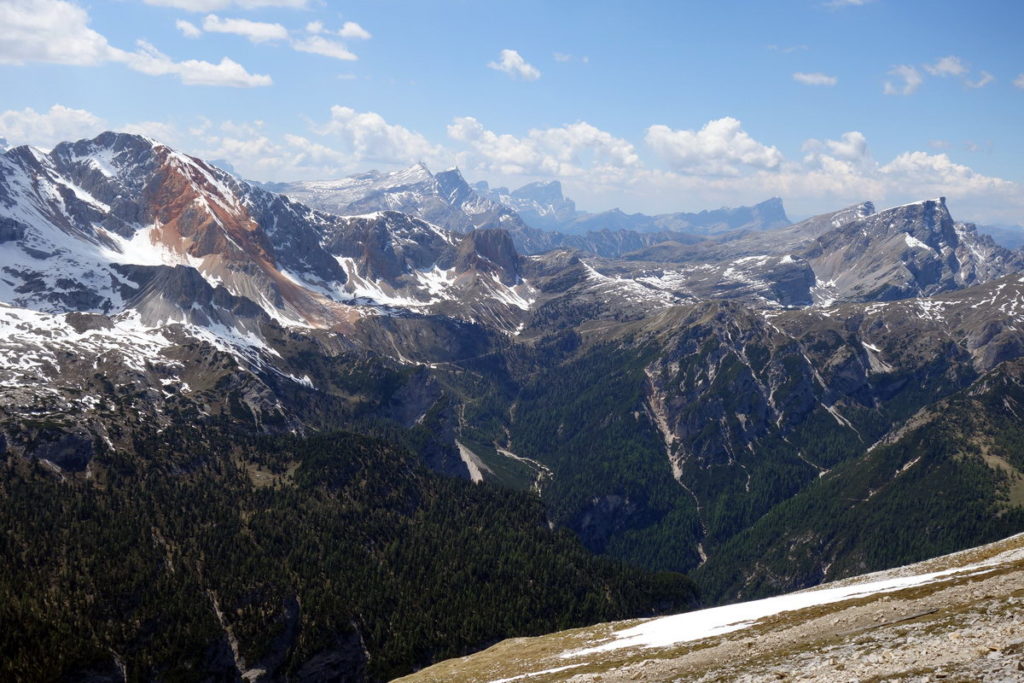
[[567, 536, 1024, 657]]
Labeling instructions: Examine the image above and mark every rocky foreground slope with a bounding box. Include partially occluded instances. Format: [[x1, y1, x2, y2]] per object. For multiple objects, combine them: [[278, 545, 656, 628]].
[[400, 532, 1024, 682]]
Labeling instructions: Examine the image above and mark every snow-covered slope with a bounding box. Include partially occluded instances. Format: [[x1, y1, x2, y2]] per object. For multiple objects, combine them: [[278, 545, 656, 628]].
[[0, 133, 544, 341], [398, 531, 1024, 682]]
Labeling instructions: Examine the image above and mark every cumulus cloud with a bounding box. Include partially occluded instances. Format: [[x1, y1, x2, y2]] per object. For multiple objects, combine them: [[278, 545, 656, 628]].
[[0, 104, 105, 149], [313, 106, 442, 165], [338, 22, 371, 40], [645, 118, 783, 175], [292, 36, 358, 61], [880, 150, 1015, 198], [176, 19, 202, 38], [0, 0, 271, 87], [7, 101, 1022, 225], [0, 0, 117, 66], [144, 0, 308, 11], [487, 49, 540, 81], [202, 14, 288, 43], [645, 129, 1021, 223], [807, 131, 871, 164], [924, 55, 967, 77], [448, 117, 638, 179], [883, 65, 923, 95], [793, 72, 837, 86], [120, 120, 181, 145]]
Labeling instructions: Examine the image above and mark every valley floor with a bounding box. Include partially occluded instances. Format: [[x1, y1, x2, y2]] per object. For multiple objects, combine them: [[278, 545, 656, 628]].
[[397, 533, 1024, 682]]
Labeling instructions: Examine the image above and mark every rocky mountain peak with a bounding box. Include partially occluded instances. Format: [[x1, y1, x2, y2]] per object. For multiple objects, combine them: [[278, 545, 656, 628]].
[[434, 167, 475, 206], [511, 180, 565, 204], [805, 196, 1023, 304], [454, 228, 522, 285]]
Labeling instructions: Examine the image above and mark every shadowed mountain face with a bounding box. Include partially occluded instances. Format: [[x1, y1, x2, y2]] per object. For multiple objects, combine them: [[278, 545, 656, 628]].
[[4, 132, 1024, 681]]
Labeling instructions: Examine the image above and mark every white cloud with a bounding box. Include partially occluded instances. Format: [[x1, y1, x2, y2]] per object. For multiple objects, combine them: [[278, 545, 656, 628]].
[[448, 117, 638, 179], [767, 44, 808, 53], [0, 104, 105, 149], [644, 129, 1022, 223], [338, 22, 371, 40], [883, 65, 923, 95], [929, 139, 951, 150], [313, 106, 442, 165], [120, 40, 272, 87], [120, 120, 181, 145], [824, 0, 876, 7], [305, 21, 324, 34], [0, 0, 271, 87], [143, 0, 307, 11], [1015, 74, 1024, 90], [202, 14, 288, 43], [880, 150, 1014, 196], [553, 52, 589, 64], [793, 72, 837, 86], [292, 36, 357, 61], [0, 0, 117, 66], [965, 71, 994, 89], [645, 118, 782, 175], [924, 55, 967, 77], [487, 49, 540, 81], [176, 19, 202, 38], [822, 131, 870, 163]]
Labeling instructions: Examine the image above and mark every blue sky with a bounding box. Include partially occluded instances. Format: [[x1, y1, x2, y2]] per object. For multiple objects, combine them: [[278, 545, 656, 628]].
[[1, 0, 1023, 223]]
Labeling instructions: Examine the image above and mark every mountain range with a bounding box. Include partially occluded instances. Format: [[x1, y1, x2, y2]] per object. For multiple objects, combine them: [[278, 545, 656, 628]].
[[3, 131, 1024, 680]]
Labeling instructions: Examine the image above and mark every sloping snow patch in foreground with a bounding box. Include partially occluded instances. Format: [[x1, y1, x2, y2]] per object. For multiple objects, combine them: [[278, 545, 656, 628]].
[[568, 539, 1024, 656]]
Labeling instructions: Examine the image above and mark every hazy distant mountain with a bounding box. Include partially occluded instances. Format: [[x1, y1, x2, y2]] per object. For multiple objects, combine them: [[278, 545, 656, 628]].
[[478, 178, 790, 236], [978, 223, 1024, 250], [474, 179, 580, 230]]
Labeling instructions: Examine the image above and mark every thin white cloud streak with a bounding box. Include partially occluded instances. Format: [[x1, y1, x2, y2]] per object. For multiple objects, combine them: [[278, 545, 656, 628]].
[[122, 40, 272, 86], [553, 52, 589, 63], [793, 72, 837, 86], [292, 36, 358, 61], [202, 15, 289, 43], [487, 49, 541, 80], [1015, 74, 1024, 89]]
